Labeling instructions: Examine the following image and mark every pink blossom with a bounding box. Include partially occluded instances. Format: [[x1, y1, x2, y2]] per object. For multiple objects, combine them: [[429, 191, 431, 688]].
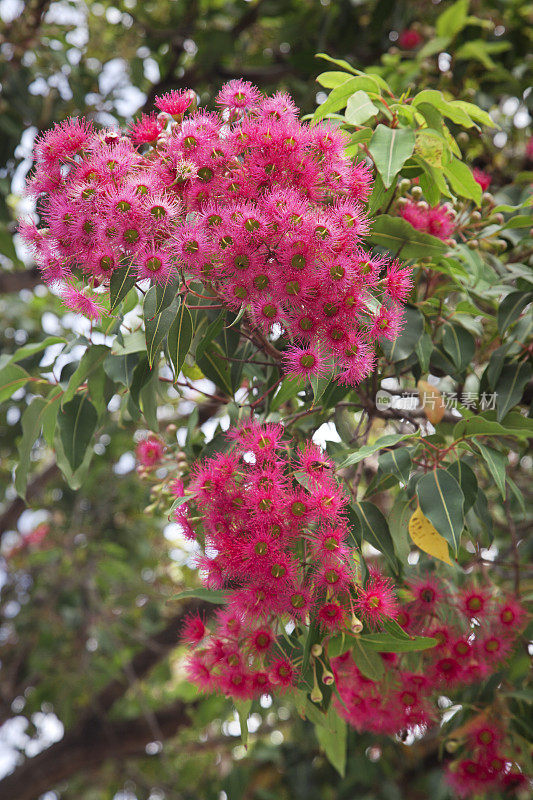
[[136, 436, 165, 467], [398, 28, 423, 50], [473, 167, 491, 191]]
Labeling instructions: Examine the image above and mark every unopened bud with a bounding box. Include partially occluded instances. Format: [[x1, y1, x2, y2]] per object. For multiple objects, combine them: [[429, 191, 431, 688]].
[[311, 644, 323, 657], [310, 685, 323, 703], [398, 178, 411, 195], [321, 669, 335, 686], [351, 614, 363, 634], [411, 186, 423, 200], [445, 739, 460, 753]]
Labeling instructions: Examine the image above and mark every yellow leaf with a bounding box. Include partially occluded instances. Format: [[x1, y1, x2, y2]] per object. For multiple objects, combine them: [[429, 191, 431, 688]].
[[417, 379, 445, 425], [408, 506, 452, 565]]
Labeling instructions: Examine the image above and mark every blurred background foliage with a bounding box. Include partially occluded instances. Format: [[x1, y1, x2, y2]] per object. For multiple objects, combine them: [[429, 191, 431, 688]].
[[0, 1, 532, 799]]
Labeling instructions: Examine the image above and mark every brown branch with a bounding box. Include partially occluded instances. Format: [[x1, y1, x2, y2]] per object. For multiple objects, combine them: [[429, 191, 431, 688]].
[[0, 600, 215, 799], [0, 267, 42, 294], [0, 699, 198, 800]]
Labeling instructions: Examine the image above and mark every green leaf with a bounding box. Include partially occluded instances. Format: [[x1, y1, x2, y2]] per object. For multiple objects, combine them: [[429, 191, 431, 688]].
[[104, 352, 139, 387], [447, 459, 478, 512], [455, 39, 510, 70], [367, 214, 448, 259], [352, 639, 385, 680], [368, 125, 415, 188], [171, 588, 228, 604], [14, 397, 47, 498], [62, 345, 109, 408], [454, 411, 533, 440], [109, 263, 137, 312], [316, 70, 356, 88], [58, 395, 98, 472], [415, 332, 433, 373], [466, 489, 493, 542], [154, 276, 179, 314], [168, 492, 197, 517], [358, 634, 437, 652], [345, 90, 379, 125], [417, 36, 452, 59], [312, 76, 380, 123], [270, 377, 301, 412], [436, 0, 469, 38], [367, 172, 396, 216], [53, 419, 95, 490], [382, 617, 410, 640], [413, 90, 476, 128], [344, 128, 373, 156], [42, 391, 62, 447], [130, 357, 153, 408], [144, 286, 177, 368], [5, 336, 65, 365], [139, 369, 159, 431], [415, 128, 447, 168], [315, 711, 347, 777], [378, 447, 412, 483], [348, 501, 398, 569], [444, 157, 482, 204], [234, 699, 252, 748], [338, 432, 417, 468], [388, 492, 412, 562], [416, 469, 464, 556], [167, 300, 194, 379], [494, 362, 532, 421], [315, 53, 359, 75], [0, 363, 30, 403], [111, 330, 147, 355], [195, 313, 226, 360], [381, 305, 424, 362], [310, 374, 331, 406], [473, 439, 506, 499], [441, 322, 475, 372], [196, 342, 233, 396], [498, 292, 533, 335]]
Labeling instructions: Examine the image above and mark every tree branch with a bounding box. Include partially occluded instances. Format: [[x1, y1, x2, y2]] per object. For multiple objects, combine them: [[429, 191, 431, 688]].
[[0, 599, 215, 799], [0, 267, 42, 294], [0, 699, 198, 800]]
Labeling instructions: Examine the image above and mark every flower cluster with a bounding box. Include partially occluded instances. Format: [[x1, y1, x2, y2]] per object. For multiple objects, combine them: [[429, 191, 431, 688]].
[[21, 80, 412, 385], [174, 421, 397, 699], [333, 577, 527, 778], [399, 199, 455, 241], [446, 721, 529, 798]]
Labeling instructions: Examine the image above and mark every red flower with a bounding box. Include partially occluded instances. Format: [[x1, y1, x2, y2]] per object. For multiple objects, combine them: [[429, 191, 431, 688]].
[[398, 29, 423, 50]]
